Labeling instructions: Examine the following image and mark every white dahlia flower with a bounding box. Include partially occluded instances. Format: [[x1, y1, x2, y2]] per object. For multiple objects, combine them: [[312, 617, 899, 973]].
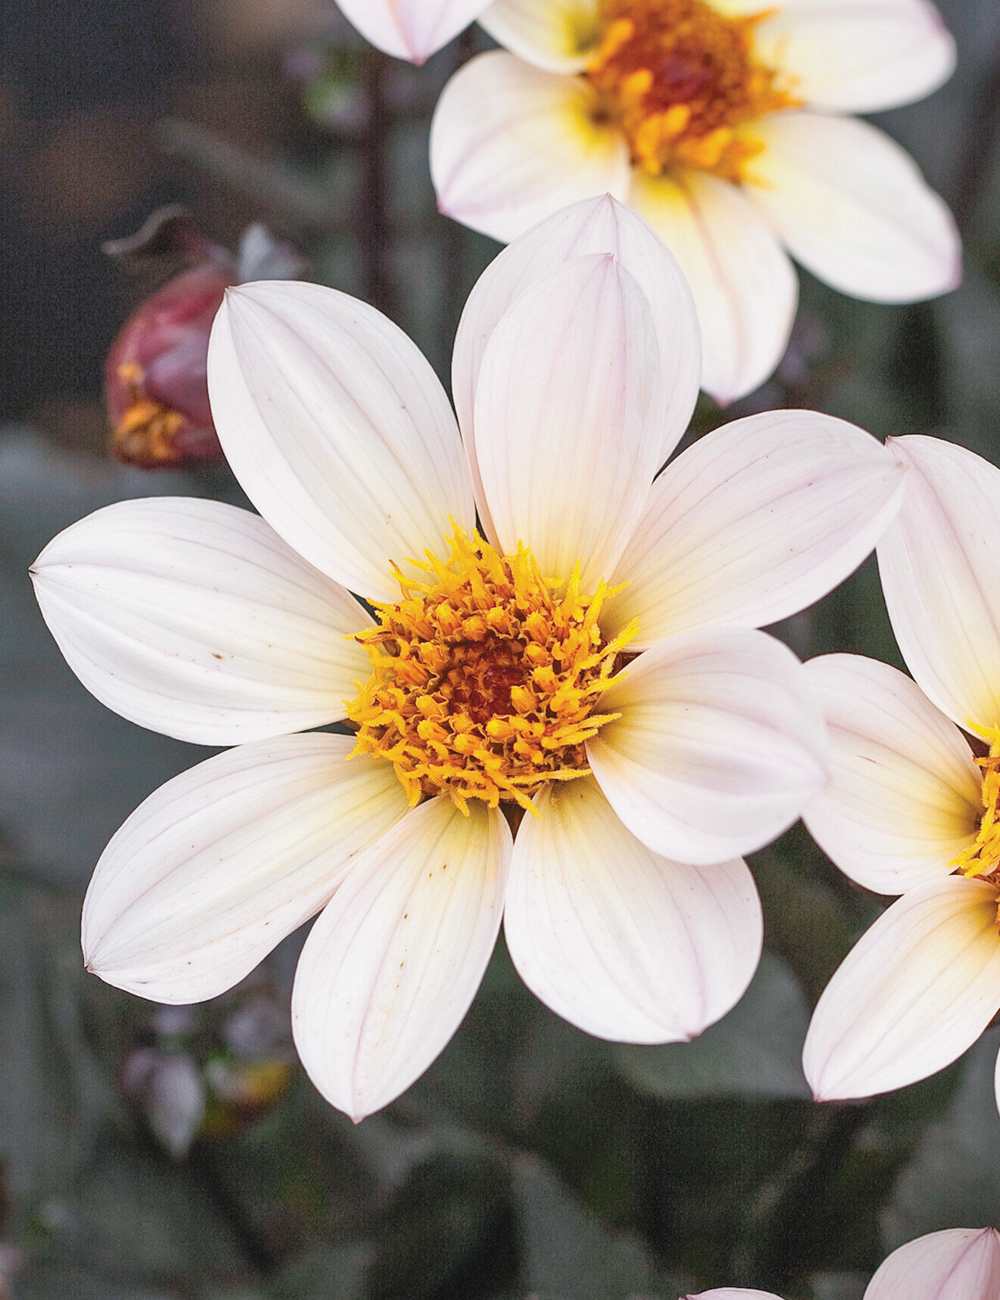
[[32, 197, 903, 1121], [803, 436, 1000, 1105], [430, 0, 960, 403]]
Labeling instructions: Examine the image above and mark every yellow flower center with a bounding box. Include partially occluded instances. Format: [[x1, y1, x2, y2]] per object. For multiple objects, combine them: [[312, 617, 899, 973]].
[[952, 732, 1000, 882], [346, 527, 637, 813], [585, 0, 799, 180]]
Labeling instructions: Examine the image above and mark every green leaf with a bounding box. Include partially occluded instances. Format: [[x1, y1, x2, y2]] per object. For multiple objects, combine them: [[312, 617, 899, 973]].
[[881, 1028, 1000, 1248]]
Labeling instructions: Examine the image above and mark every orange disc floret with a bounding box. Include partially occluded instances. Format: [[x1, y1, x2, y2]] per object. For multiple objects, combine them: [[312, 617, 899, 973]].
[[585, 0, 799, 180], [346, 527, 638, 813]]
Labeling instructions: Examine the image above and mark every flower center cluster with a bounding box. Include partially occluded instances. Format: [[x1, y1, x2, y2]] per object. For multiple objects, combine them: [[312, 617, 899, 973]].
[[585, 0, 798, 180], [953, 736, 1000, 889], [346, 528, 637, 813]]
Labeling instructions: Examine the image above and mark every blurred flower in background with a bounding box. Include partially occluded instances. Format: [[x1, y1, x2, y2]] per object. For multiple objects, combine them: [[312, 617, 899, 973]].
[[32, 197, 905, 1122], [103, 207, 306, 469], [802, 437, 1000, 1105], [120, 981, 294, 1159], [430, 0, 961, 402]]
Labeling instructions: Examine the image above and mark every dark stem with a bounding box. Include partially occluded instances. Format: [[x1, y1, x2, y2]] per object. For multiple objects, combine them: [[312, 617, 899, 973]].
[[953, 49, 1000, 235], [360, 48, 395, 318]]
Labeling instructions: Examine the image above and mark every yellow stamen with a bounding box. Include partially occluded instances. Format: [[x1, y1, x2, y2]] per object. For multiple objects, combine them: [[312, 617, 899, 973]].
[[952, 729, 1000, 882], [585, 0, 799, 181], [345, 526, 638, 814]]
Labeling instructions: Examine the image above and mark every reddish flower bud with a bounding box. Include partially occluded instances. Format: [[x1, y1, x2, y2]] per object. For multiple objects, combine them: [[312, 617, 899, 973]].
[[103, 208, 307, 468], [105, 260, 231, 468]]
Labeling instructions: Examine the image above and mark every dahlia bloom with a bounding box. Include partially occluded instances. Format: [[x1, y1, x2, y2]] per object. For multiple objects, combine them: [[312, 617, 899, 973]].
[[802, 436, 1000, 1104], [430, 0, 960, 403], [687, 1225, 1000, 1299], [335, 0, 493, 63], [32, 198, 903, 1121]]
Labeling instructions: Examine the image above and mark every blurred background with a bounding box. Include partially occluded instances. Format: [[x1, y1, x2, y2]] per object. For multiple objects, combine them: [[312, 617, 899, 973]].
[[4, 1, 1000, 1296]]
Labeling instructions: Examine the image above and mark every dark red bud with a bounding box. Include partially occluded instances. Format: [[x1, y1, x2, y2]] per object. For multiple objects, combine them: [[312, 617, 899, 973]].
[[105, 261, 232, 469]]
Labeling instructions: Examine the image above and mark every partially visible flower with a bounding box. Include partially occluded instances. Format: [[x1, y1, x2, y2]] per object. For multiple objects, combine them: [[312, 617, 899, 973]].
[[430, 0, 959, 403], [801, 436, 1000, 1103], [685, 1225, 1000, 1299], [864, 1228, 1000, 1300], [104, 210, 306, 469], [33, 197, 903, 1121], [335, 0, 492, 63]]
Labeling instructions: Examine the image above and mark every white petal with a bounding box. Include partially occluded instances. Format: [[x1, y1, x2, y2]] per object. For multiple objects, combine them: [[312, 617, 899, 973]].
[[207, 280, 473, 602], [628, 168, 797, 404], [802, 655, 981, 896], [453, 195, 699, 538], [30, 497, 372, 745], [291, 796, 511, 1121], [478, 0, 601, 73], [756, 0, 955, 113], [587, 626, 827, 866], [336, 0, 491, 62], [878, 436, 1000, 736], [744, 112, 961, 304], [689, 1292, 784, 1300], [430, 51, 631, 245], [803, 876, 1000, 1101], [473, 253, 664, 589], [82, 734, 410, 1004], [602, 410, 905, 648], [504, 778, 762, 1042], [866, 1228, 1000, 1300]]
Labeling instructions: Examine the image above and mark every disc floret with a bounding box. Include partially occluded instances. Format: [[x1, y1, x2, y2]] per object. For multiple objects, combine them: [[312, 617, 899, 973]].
[[952, 730, 1000, 884], [586, 0, 799, 180], [346, 527, 638, 812]]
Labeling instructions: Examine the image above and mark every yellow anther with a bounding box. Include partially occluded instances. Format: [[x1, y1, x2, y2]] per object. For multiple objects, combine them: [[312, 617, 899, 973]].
[[524, 612, 549, 643]]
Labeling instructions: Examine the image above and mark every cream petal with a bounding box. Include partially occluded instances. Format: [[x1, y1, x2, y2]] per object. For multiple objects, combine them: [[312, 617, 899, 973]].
[[628, 168, 797, 404], [689, 1292, 785, 1300], [291, 796, 511, 1121], [452, 195, 699, 536], [587, 626, 827, 866], [206, 280, 473, 602], [473, 253, 664, 590], [802, 655, 981, 895], [603, 409, 905, 647], [744, 112, 961, 304], [865, 1228, 1000, 1300], [478, 0, 601, 73], [878, 435, 1000, 736], [803, 876, 1000, 1101], [756, 0, 955, 113], [504, 778, 762, 1042], [82, 734, 410, 1004], [336, 0, 491, 62], [30, 497, 372, 745], [430, 51, 631, 245]]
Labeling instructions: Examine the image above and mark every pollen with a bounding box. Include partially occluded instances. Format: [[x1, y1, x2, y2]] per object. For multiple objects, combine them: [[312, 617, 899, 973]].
[[112, 362, 188, 466], [345, 527, 638, 814], [952, 732, 1000, 886], [585, 0, 799, 181]]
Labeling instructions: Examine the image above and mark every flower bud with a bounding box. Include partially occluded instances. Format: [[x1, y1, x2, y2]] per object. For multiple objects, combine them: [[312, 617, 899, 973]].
[[105, 260, 231, 468], [104, 208, 306, 468]]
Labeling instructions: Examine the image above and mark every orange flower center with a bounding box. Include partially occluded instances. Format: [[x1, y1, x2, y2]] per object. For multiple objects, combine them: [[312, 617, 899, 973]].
[[585, 0, 798, 180], [345, 527, 637, 813]]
